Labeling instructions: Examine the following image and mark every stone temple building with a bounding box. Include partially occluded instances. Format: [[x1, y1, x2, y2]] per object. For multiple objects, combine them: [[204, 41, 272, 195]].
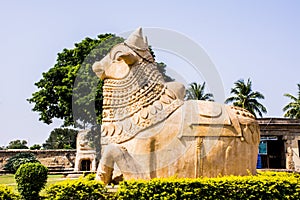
[[257, 118, 300, 171]]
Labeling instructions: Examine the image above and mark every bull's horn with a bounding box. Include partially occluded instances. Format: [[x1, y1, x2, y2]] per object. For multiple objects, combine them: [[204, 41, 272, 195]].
[[144, 36, 148, 46], [125, 27, 148, 50]]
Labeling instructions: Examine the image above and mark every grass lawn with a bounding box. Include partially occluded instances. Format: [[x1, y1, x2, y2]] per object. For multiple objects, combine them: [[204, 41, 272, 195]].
[[45, 174, 67, 185], [0, 174, 15, 185], [0, 174, 67, 190]]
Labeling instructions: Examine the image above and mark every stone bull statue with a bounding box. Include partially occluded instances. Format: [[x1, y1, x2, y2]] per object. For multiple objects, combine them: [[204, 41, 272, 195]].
[[92, 28, 260, 184]]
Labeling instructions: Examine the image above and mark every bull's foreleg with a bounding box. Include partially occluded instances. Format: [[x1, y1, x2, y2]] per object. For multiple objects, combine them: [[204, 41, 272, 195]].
[[96, 144, 145, 184], [95, 144, 117, 184], [96, 163, 114, 184]]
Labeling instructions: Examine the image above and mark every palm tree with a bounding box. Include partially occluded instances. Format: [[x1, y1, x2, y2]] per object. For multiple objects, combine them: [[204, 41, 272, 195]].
[[225, 78, 267, 118], [186, 82, 214, 101], [283, 83, 300, 119]]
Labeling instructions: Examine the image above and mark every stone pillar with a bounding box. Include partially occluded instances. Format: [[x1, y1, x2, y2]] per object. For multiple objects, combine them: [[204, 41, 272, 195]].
[[91, 157, 97, 172], [74, 158, 80, 171], [286, 139, 295, 170]]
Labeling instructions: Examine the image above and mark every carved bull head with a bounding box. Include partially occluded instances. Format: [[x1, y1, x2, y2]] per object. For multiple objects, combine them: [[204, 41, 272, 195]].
[[92, 27, 154, 80]]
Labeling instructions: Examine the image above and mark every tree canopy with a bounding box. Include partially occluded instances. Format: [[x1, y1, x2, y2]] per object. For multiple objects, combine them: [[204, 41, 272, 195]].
[[225, 78, 267, 118], [28, 34, 172, 128], [28, 34, 123, 128], [186, 82, 214, 101], [4, 152, 39, 172], [283, 83, 300, 119], [43, 128, 78, 149], [30, 144, 42, 150], [6, 140, 28, 149]]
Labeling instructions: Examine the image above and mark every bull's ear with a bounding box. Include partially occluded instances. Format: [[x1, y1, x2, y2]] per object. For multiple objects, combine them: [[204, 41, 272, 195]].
[[117, 52, 138, 66]]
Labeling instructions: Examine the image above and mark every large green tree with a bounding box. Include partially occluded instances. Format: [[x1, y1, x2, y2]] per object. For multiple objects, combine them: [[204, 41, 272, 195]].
[[43, 128, 78, 149], [186, 82, 214, 101], [225, 78, 267, 118], [283, 83, 300, 119], [28, 34, 123, 128], [28, 34, 172, 128]]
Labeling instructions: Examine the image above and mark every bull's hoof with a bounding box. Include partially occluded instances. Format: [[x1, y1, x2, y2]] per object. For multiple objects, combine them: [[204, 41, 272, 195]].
[[96, 165, 114, 185], [111, 174, 124, 185]]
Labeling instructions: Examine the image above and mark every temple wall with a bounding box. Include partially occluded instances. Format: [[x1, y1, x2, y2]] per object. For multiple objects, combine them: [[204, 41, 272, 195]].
[[0, 149, 76, 170]]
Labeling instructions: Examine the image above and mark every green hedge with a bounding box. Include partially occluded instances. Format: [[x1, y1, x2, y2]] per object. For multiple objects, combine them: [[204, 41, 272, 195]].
[[0, 184, 19, 200], [1, 171, 300, 199], [44, 175, 107, 200], [117, 172, 300, 200]]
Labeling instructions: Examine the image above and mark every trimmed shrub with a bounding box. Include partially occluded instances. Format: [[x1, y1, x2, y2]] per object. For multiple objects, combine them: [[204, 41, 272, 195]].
[[15, 162, 48, 200], [117, 172, 300, 200], [4, 152, 39, 172], [0, 185, 19, 200], [84, 172, 96, 180], [44, 176, 107, 200]]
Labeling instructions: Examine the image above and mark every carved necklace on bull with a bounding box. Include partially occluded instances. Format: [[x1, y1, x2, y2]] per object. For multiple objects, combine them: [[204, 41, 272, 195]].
[[100, 42, 184, 144]]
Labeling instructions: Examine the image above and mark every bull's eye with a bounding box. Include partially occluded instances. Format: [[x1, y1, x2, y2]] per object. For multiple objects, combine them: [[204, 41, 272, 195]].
[[111, 51, 123, 61], [109, 43, 133, 61], [109, 44, 126, 60]]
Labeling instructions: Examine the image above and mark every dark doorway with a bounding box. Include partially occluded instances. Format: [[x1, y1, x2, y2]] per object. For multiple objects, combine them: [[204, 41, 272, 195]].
[[80, 159, 91, 171], [260, 136, 285, 169]]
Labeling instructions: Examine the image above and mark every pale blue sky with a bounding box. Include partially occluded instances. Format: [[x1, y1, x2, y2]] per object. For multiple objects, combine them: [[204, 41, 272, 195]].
[[0, 1, 299, 146]]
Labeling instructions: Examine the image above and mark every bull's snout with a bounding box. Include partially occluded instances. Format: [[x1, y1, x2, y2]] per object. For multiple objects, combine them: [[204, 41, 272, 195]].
[[92, 61, 105, 80], [92, 54, 111, 80]]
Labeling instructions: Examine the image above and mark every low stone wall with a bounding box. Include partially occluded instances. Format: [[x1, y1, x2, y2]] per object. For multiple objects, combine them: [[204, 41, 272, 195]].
[[0, 149, 76, 170]]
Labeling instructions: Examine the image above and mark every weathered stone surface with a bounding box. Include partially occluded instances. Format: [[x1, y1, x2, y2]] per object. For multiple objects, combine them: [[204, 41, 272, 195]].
[[74, 130, 97, 172], [92, 27, 260, 184]]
